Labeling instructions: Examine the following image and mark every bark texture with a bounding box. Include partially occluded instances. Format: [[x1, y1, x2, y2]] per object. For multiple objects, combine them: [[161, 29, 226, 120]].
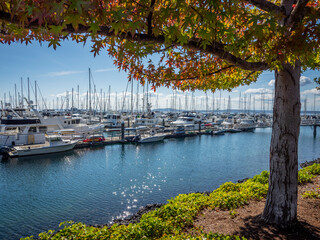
[[262, 62, 301, 227]]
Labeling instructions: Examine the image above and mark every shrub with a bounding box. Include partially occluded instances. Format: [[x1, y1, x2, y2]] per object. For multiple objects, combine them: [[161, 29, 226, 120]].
[[302, 188, 320, 199], [252, 170, 269, 184]]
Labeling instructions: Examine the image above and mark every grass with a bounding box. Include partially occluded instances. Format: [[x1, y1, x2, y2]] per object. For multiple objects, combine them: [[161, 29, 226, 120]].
[[21, 163, 320, 240]]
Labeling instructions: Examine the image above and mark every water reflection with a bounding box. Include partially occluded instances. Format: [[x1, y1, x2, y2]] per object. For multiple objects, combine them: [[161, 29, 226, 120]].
[[0, 127, 320, 240]]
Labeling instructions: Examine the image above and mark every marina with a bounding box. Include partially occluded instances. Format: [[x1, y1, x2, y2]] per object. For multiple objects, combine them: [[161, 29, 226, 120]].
[[0, 126, 320, 239]]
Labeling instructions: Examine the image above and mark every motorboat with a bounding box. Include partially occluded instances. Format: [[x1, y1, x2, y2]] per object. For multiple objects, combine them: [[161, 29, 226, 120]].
[[138, 129, 166, 143], [8, 135, 78, 157], [234, 118, 257, 132], [125, 128, 166, 143]]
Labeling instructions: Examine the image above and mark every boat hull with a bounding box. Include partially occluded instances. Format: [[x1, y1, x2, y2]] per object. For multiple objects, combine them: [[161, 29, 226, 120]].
[[9, 141, 78, 157], [138, 135, 165, 143]]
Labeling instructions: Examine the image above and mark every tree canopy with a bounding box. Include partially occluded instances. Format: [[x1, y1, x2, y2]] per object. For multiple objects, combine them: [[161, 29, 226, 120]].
[[1, 0, 319, 91], [2, 0, 320, 228]]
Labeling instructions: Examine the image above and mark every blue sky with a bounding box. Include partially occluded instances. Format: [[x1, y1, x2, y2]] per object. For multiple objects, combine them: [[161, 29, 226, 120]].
[[0, 40, 319, 112]]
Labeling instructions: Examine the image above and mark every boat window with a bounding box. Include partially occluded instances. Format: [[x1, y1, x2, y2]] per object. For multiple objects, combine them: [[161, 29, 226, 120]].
[[39, 126, 47, 133], [28, 127, 37, 133], [72, 120, 75, 124], [64, 121, 67, 124], [76, 119, 80, 124], [6, 127, 18, 132]]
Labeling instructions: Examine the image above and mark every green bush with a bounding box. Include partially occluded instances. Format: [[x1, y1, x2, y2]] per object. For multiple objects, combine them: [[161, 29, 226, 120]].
[[302, 188, 320, 199], [298, 168, 315, 184], [305, 163, 320, 175], [252, 170, 269, 184]]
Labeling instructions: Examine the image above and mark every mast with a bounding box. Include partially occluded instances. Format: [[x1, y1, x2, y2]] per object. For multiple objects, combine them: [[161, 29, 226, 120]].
[[244, 94, 247, 113], [27, 77, 30, 103], [115, 92, 118, 112], [185, 92, 188, 111], [142, 84, 145, 113], [205, 92, 208, 114], [21, 77, 24, 108], [108, 85, 111, 112], [35, 80, 38, 109], [89, 68, 92, 114], [14, 84, 17, 108], [212, 92, 215, 114], [314, 94, 316, 113], [103, 92, 106, 113], [72, 88, 74, 113], [77, 85, 80, 109], [146, 81, 149, 112], [136, 83, 139, 113], [219, 91, 222, 113], [131, 78, 134, 116], [66, 90, 69, 111], [86, 91, 88, 111], [238, 92, 241, 112], [304, 97, 307, 116], [227, 95, 231, 113]]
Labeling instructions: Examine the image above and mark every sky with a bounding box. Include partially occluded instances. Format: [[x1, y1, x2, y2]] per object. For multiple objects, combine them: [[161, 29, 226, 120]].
[[0, 40, 320, 112]]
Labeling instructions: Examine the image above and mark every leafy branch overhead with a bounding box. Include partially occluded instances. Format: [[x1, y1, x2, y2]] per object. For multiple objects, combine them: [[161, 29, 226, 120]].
[[0, 0, 320, 91]]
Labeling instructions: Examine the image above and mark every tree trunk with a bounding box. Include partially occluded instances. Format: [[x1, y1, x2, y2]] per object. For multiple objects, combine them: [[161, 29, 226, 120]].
[[262, 61, 301, 227]]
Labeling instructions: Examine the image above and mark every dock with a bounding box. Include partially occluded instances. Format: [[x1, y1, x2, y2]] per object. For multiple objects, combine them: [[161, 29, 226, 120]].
[[73, 128, 229, 149]]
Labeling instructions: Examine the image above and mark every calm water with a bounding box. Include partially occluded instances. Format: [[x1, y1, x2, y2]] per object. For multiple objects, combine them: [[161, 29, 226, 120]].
[[0, 127, 319, 239]]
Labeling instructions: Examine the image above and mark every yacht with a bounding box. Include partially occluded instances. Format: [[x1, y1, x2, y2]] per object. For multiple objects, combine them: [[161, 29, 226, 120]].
[[132, 112, 162, 128], [234, 118, 257, 132], [7, 135, 78, 157], [102, 112, 123, 128], [170, 112, 203, 130], [0, 103, 103, 147]]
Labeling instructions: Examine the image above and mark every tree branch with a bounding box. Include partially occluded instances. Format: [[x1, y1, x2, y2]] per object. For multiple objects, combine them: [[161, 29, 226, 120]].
[[287, 0, 310, 26], [147, 0, 156, 35], [162, 64, 236, 82], [0, 10, 269, 72], [244, 0, 284, 15]]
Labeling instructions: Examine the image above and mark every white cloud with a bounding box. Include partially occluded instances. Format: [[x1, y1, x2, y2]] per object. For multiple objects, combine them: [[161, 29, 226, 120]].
[[47, 71, 83, 77], [267, 76, 311, 88], [300, 76, 312, 86], [244, 88, 272, 94], [301, 88, 320, 95], [268, 80, 275, 87]]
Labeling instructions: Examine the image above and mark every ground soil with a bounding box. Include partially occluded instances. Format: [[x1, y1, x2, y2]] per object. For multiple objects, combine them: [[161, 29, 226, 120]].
[[194, 176, 320, 240]]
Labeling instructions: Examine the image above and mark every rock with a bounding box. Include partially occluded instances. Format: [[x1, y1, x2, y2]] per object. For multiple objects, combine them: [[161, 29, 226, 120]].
[[237, 178, 249, 183], [91, 203, 164, 228], [300, 158, 320, 168]]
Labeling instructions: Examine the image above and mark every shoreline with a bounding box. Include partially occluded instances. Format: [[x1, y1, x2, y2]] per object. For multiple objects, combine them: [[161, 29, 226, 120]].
[[92, 158, 320, 228]]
